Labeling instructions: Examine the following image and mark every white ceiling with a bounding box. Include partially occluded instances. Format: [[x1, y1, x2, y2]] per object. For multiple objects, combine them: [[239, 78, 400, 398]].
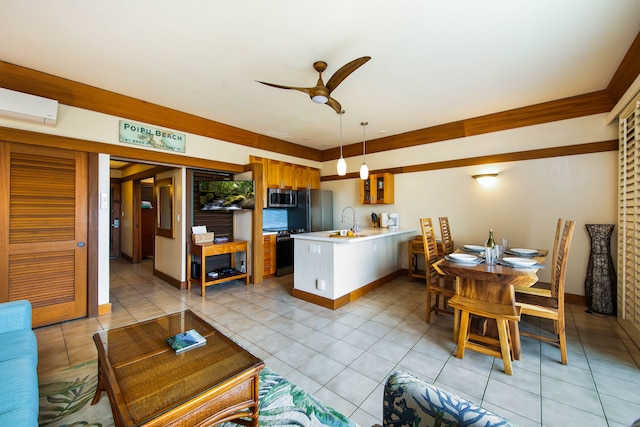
[[1, 1, 638, 151]]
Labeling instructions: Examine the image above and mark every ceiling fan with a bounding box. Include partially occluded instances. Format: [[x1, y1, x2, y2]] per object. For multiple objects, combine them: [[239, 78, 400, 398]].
[[257, 56, 371, 114]]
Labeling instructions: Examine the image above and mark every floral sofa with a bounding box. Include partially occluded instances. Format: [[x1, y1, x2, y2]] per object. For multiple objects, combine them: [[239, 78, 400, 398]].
[[0, 300, 39, 426], [222, 367, 356, 427], [383, 371, 513, 427]]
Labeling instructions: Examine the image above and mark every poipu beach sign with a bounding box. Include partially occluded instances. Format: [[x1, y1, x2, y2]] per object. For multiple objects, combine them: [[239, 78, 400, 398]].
[[119, 120, 186, 153]]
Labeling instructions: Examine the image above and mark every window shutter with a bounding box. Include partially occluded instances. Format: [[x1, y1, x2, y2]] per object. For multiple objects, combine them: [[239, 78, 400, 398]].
[[618, 100, 640, 334]]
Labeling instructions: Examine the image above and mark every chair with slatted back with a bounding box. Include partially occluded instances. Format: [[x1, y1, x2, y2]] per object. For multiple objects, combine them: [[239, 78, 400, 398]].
[[421, 218, 455, 323], [438, 217, 454, 256], [515, 218, 563, 299], [448, 279, 522, 375], [514, 219, 575, 364]]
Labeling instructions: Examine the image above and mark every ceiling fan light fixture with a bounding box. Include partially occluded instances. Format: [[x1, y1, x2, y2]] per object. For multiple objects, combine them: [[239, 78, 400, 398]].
[[311, 95, 328, 104], [360, 121, 369, 180]]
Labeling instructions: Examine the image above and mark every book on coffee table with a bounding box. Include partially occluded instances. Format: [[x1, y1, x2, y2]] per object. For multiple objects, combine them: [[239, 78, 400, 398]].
[[166, 329, 206, 353]]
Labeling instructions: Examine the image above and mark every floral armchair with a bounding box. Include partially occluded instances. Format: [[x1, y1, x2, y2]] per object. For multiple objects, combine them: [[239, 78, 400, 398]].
[[383, 371, 513, 427]]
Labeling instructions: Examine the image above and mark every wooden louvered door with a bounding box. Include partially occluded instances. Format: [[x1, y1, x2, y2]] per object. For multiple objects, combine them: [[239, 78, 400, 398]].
[[0, 142, 87, 328]]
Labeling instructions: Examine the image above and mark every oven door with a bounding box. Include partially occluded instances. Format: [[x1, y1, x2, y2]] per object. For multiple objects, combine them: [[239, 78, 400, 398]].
[[275, 235, 294, 276]]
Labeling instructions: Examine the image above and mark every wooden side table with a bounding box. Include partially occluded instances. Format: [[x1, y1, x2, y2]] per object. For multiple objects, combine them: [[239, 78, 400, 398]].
[[188, 240, 249, 297]]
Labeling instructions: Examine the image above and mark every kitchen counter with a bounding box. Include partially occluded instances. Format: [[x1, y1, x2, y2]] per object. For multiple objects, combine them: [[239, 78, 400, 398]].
[[291, 227, 417, 309], [290, 227, 416, 243]]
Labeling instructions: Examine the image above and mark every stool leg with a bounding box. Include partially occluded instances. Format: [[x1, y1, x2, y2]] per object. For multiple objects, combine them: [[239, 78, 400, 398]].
[[496, 319, 513, 375]]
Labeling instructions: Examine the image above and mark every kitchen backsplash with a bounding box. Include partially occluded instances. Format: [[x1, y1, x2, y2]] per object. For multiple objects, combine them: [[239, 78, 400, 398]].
[[263, 208, 288, 230]]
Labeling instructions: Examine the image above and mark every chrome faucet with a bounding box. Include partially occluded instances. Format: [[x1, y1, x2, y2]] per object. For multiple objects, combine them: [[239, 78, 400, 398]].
[[341, 206, 355, 230]]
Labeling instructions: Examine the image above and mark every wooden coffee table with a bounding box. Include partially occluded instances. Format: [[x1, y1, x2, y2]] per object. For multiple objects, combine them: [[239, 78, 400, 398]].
[[92, 310, 264, 427]]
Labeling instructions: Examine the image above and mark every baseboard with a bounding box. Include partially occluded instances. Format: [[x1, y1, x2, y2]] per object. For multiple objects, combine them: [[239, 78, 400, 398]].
[[120, 253, 133, 263], [292, 270, 403, 310], [153, 268, 187, 290], [98, 302, 112, 315]]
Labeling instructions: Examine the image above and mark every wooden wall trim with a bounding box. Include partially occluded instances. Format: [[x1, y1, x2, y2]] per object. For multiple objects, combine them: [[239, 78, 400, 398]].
[[322, 140, 618, 181], [0, 126, 244, 172], [608, 31, 640, 104], [0, 61, 321, 162], [322, 91, 614, 161]]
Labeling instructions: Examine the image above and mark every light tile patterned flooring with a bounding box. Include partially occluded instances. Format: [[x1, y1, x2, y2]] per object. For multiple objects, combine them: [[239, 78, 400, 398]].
[[36, 258, 640, 427]]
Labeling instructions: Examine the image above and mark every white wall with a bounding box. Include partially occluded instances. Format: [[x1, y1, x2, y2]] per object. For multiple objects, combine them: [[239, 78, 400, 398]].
[[154, 168, 186, 282], [0, 107, 618, 302]]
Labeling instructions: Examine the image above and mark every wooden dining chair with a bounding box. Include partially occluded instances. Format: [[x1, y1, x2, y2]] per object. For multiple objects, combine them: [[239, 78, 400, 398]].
[[514, 219, 575, 364], [448, 279, 522, 375], [515, 218, 563, 298], [420, 218, 455, 323], [438, 217, 454, 255]]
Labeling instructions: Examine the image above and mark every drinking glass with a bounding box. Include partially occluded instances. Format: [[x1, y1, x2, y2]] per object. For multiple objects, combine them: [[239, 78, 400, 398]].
[[501, 238, 509, 249], [496, 245, 505, 259], [485, 246, 497, 265]]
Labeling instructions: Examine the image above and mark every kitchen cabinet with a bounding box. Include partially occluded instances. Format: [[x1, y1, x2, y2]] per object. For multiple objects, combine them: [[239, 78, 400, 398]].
[[250, 156, 320, 197], [360, 173, 394, 204], [294, 165, 321, 189], [263, 234, 276, 277]]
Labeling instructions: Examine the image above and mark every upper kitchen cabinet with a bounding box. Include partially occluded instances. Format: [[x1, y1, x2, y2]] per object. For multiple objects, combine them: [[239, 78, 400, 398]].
[[360, 173, 394, 204], [251, 155, 320, 190], [295, 165, 320, 190], [267, 159, 295, 189]]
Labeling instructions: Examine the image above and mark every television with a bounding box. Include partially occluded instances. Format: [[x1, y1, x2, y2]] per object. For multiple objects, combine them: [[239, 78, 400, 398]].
[[199, 180, 255, 211]]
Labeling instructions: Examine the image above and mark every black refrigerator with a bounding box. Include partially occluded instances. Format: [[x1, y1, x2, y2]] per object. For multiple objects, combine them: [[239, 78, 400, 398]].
[[288, 189, 333, 232]]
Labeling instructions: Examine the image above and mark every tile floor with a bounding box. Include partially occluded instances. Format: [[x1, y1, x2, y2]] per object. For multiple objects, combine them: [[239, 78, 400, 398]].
[[35, 258, 640, 427]]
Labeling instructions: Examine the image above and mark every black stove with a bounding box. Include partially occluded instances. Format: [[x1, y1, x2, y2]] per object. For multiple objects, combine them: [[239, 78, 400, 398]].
[[264, 228, 308, 239]]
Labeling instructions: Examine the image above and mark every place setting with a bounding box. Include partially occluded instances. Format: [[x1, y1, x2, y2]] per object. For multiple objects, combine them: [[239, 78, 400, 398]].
[[503, 247, 545, 257], [497, 256, 546, 269], [444, 252, 485, 265]]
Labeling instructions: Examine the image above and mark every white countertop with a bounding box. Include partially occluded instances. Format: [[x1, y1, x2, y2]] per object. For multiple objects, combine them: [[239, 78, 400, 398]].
[[291, 227, 417, 243]]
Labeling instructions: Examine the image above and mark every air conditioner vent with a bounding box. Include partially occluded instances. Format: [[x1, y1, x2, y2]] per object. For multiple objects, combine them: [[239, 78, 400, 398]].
[[0, 88, 58, 126]]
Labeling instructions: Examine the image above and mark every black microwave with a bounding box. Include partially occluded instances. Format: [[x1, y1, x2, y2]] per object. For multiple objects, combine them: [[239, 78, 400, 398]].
[[268, 188, 297, 208]]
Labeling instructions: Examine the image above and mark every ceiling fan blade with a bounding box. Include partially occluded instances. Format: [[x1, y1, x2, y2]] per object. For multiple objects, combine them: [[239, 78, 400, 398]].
[[325, 56, 371, 93], [326, 97, 343, 114], [256, 81, 314, 96]]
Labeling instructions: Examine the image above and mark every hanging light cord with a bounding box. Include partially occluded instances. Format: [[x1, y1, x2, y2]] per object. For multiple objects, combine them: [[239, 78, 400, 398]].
[[361, 122, 368, 160], [339, 111, 344, 157]]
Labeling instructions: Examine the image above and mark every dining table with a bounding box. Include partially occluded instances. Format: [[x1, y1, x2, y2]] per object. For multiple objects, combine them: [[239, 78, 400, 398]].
[[433, 246, 548, 360]]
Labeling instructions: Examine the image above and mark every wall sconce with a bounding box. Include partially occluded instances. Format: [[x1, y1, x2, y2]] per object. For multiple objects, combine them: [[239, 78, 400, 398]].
[[472, 173, 498, 187]]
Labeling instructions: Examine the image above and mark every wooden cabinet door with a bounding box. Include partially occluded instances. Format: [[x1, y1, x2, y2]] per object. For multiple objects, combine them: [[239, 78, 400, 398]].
[[0, 142, 88, 327], [294, 165, 309, 189], [280, 162, 295, 188], [308, 168, 321, 189]]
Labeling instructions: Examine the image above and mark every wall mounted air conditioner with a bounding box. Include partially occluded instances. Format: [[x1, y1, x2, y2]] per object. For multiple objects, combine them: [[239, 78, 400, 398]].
[[0, 88, 58, 126]]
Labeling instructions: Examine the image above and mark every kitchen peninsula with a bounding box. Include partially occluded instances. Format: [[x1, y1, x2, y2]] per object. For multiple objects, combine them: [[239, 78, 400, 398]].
[[291, 227, 417, 309]]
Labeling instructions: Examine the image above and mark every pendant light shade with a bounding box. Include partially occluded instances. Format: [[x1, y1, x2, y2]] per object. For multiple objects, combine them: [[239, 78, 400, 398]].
[[360, 121, 369, 180], [336, 110, 347, 176]]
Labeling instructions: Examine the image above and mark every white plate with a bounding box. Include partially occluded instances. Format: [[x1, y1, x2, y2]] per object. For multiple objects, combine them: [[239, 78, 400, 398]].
[[463, 244, 485, 252], [503, 257, 537, 267], [510, 248, 537, 255], [448, 253, 478, 263]]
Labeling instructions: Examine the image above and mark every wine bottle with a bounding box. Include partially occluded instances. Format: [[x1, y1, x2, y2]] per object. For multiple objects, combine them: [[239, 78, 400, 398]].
[[485, 229, 497, 265]]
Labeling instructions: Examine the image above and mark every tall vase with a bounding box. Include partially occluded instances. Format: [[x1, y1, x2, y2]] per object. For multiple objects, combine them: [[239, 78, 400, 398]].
[[585, 224, 617, 315]]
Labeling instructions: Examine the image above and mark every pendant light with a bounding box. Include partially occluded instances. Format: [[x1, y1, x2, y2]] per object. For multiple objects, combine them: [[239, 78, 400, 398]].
[[360, 121, 369, 180], [336, 110, 347, 176]]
